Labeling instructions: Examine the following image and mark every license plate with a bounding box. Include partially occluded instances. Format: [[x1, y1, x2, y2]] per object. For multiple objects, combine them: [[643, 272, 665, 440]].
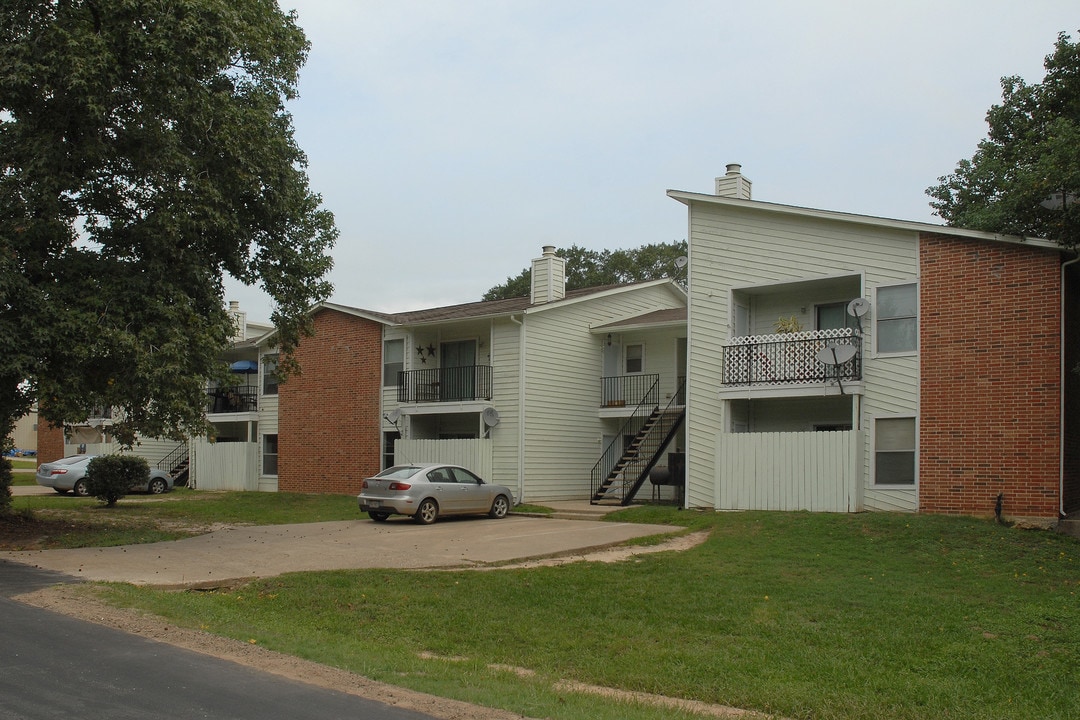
[[367, 500, 380, 508]]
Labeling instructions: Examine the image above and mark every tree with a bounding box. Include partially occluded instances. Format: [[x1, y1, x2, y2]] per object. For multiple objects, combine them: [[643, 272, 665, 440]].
[[483, 240, 687, 301], [927, 31, 1080, 246], [0, 0, 336, 511]]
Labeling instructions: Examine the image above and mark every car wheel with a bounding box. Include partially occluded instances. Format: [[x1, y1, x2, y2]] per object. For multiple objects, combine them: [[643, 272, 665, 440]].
[[489, 494, 510, 519], [368, 511, 390, 522], [413, 498, 439, 525], [72, 479, 89, 497], [148, 477, 168, 494]]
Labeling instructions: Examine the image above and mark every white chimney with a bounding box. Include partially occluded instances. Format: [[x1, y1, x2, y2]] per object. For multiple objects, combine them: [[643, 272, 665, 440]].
[[530, 246, 566, 304], [714, 163, 752, 199], [226, 300, 247, 341]]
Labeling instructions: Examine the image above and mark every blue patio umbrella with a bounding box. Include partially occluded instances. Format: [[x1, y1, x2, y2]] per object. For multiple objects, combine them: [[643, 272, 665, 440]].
[[229, 360, 259, 374]]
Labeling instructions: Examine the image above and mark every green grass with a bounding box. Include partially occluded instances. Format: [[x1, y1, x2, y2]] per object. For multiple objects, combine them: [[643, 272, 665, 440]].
[[8, 458, 37, 485], [8, 490, 363, 547], [98, 508, 1080, 720]]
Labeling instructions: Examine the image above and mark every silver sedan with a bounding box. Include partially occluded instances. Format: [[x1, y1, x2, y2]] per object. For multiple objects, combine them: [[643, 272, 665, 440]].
[[358, 463, 514, 524], [35, 455, 174, 496]]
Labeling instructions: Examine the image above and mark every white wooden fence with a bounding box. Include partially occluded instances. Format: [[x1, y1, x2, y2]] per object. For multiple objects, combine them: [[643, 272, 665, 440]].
[[190, 440, 258, 491], [716, 431, 862, 512], [394, 439, 492, 479]]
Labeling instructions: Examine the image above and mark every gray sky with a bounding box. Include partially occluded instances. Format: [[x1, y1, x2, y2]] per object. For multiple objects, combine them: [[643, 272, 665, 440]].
[[227, 1, 1078, 321]]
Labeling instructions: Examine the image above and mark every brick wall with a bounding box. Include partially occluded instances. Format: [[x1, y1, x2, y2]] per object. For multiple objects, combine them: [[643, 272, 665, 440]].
[[36, 419, 66, 463], [919, 233, 1062, 519], [277, 309, 384, 494]]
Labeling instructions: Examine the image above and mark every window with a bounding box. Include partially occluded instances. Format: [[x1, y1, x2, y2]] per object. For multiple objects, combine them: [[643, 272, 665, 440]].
[[876, 284, 917, 354], [625, 344, 644, 374], [262, 354, 279, 395], [262, 434, 278, 475], [875, 417, 915, 485], [383, 431, 399, 470], [383, 339, 404, 387], [816, 302, 853, 331]]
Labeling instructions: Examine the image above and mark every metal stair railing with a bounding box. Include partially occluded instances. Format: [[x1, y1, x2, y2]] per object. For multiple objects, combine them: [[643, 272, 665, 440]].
[[157, 443, 190, 486], [591, 378, 686, 505]]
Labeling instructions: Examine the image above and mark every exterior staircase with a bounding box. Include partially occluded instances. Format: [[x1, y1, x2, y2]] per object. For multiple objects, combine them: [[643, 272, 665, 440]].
[[158, 443, 190, 487], [590, 381, 685, 506]]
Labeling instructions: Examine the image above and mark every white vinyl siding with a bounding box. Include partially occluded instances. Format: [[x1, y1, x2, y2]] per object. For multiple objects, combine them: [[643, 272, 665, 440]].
[[685, 202, 920, 511], [520, 284, 685, 501]]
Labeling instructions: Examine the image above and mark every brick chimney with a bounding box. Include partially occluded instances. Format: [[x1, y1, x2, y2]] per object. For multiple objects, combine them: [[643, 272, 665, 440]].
[[531, 246, 566, 304], [714, 163, 752, 199]]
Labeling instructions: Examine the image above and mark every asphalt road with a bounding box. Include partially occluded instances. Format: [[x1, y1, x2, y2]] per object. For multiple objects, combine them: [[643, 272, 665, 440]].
[[0, 586, 436, 720]]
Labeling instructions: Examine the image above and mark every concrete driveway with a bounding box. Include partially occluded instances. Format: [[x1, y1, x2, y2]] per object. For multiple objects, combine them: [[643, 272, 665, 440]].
[[0, 513, 681, 587]]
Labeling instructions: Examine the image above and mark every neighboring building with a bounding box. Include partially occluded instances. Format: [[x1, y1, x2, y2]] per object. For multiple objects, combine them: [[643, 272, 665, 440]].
[[37, 301, 275, 487], [668, 165, 1080, 524], [6, 407, 38, 455], [268, 247, 688, 503]]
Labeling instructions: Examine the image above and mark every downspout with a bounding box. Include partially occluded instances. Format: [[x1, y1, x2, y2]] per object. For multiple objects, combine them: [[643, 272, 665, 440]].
[[1061, 255, 1079, 518], [510, 314, 526, 503]]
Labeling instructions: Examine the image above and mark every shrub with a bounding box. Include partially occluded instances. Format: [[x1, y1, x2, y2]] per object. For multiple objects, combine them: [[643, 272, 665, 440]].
[[86, 455, 149, 507]]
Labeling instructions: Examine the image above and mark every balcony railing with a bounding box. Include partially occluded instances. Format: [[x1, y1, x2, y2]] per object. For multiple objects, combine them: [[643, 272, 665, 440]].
[[722, 328, 861, 386], [207, 385, 258, 413], [601, 373, 660, 408], [398, 365, 493, 403]]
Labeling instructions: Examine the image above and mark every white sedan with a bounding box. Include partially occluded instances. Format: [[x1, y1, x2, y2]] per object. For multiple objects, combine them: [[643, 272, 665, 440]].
[[35, 455, 174, 496]]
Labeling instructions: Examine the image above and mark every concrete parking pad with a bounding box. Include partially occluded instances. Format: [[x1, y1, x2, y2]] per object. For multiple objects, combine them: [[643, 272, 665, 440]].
[[0, 516, 681, 586]]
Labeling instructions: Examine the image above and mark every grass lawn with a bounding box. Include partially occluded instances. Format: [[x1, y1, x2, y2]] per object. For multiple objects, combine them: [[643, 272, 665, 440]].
[[8, 458, 37, 485], [3, 490, 362, 548], [94, 507, 1080, 720]]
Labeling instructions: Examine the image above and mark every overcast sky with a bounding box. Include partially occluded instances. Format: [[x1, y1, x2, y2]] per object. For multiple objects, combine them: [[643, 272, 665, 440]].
[[227, 1, 1078, 322]]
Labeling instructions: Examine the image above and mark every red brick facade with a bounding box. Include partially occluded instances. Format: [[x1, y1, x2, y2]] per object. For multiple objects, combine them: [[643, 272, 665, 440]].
[[35, 419, 66, 463], [918, 233, 1062, 519], [277, 309, 384, 494]]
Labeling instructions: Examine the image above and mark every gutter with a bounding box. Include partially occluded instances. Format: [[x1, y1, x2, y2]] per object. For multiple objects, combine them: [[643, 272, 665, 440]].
[[1062, 255, 1080, 518]]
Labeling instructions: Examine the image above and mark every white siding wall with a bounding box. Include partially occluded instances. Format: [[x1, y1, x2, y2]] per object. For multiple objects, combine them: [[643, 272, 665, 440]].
[[610, 327, 686, 401], [687, 203, 919, 511], [490, 318, 522, 493], [395, 439, 493, 483], [521, 284, 684, 501]]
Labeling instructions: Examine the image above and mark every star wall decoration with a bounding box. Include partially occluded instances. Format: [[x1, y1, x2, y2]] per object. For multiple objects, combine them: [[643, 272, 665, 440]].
[[426, 344, 436, 358]]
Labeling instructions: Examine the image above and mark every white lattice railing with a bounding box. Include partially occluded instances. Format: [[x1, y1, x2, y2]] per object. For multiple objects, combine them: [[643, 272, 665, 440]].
[[722, 328, 861, 386]]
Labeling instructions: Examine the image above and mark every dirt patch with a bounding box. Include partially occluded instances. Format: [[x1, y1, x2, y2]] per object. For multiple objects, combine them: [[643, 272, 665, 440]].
[[11, 530, 775, 719]]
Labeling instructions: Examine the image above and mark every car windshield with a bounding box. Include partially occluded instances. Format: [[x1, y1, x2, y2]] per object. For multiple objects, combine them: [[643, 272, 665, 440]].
[[374, 465, 423, 479]]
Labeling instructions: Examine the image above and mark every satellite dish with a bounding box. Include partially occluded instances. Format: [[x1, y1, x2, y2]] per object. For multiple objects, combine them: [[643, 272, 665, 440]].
[[482, 407, 501, 428], [847, 298, 870, 318], [816, 344, 857, 365], [384, 408, 401, 424], [674, 256, 688, 269]]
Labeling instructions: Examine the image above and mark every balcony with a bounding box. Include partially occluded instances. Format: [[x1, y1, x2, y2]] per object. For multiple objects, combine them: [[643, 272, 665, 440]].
[[601, 374, 660, 408], [398, 365, 493, 404], [722, 328, 861, 387], [207, 385, 258, 414]]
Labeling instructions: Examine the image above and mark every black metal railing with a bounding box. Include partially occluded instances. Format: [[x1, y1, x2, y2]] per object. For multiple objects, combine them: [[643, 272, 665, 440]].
[[722, 330, 861, 386], [157, 444, 189, 479], [601, 373, 660, 408], [397, 365, 493, 403], [207, 385, 258, 413], [590, 378, 685, 505]]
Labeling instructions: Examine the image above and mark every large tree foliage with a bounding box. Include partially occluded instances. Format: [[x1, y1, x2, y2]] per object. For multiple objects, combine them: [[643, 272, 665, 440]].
[[0, 0, 336, 464], [927, 31, 1080, 246], [483, 240, 687, 301]]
